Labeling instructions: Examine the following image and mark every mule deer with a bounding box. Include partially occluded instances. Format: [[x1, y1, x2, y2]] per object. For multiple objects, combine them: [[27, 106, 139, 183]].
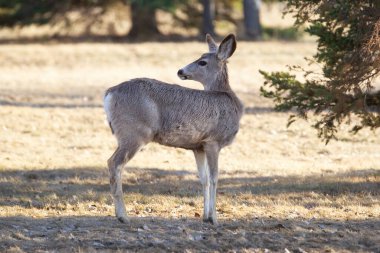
[[104, 34, 243, 225]]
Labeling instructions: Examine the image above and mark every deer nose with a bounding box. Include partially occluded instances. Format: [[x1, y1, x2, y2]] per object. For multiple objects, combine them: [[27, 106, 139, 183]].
[[177, 69, 189, 80]]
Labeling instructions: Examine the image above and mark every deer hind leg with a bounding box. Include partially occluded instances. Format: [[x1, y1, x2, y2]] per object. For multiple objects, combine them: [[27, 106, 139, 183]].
[[193, 149, 210, 222], [107, 139, 145, 223], [204, 143, 220, 225]]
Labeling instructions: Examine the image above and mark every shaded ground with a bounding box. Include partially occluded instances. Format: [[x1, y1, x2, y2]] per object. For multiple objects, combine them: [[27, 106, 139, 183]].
[[2, 216, 379, 252], [0, 42, 380, 252], [0, 167, 379, 252]]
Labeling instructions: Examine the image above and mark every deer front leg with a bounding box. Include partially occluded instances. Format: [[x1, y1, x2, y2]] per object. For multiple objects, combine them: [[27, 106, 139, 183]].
[[204, 143, 220, 225], [193, 149, 210, 221]]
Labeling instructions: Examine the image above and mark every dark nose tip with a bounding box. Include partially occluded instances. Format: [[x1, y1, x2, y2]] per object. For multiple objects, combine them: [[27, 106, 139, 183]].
[[177, 69, 183, 76]]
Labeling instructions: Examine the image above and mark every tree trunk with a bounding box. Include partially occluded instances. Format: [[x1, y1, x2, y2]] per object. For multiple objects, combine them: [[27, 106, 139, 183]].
[[243, 0, 262, 40], [129, 3, 160, 39], [202, 0, 215, 36]]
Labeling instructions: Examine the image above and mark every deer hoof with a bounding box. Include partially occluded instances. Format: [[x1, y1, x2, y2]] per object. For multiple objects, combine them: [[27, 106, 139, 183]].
[[117, 215, 129, 223], [203, 217, 218, 225]]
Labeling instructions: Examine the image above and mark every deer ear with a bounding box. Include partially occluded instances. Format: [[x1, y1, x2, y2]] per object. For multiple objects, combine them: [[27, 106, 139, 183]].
[[217, 34, 236, 61], [206, 34, 218, 53]]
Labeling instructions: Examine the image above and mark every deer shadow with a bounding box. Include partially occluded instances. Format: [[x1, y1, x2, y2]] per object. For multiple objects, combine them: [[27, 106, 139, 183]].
[[0, 167, 378, 208]]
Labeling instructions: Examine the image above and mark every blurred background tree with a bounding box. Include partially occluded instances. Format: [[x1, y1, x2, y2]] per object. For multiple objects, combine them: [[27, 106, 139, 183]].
[[202, 0, 215, 36], [260, 0, 380, 142], [243, 0, 261, 40], [128, 0, 188, 39], [0, 0, 111, 26], [0, 0, 292, 40]]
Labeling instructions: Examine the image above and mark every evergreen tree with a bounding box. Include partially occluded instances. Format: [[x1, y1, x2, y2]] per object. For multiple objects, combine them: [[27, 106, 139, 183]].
[[260, 0, 380, 143]]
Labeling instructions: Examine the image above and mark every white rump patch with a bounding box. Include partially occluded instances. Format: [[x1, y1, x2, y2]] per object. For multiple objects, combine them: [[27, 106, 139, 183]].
[[104, 93, 113, 122]]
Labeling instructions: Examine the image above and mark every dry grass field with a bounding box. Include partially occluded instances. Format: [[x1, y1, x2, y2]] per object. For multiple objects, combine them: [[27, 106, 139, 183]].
[[0, 39, 380, 252]]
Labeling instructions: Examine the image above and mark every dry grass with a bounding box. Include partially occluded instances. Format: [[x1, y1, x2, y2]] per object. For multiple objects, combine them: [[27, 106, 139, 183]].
[[0, 41, 379, 252]]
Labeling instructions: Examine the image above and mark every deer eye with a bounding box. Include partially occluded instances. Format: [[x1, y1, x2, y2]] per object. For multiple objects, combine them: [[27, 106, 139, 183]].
[[198, 60, 207, 66]]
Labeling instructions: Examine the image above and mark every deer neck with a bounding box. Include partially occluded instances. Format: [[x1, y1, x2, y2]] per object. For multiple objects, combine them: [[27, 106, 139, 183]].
[[204, 65, 232, 92]]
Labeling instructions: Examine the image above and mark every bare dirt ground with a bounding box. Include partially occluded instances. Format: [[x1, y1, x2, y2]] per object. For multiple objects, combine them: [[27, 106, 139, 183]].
[[0, 41, 379, 252]]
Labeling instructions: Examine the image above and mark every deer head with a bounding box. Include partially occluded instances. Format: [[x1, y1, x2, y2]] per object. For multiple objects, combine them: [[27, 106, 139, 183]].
[[177, 34, 237, 91]]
